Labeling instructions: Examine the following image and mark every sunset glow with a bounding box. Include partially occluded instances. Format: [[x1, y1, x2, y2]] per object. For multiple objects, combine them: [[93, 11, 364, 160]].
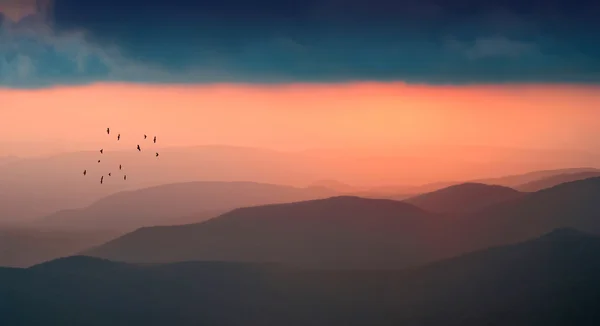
[[3, 83, 600, 155]]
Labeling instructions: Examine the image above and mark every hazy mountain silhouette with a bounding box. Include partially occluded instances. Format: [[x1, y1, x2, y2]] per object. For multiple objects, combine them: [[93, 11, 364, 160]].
[[515, 171, 600, 192], [309, 179, 358, 193], [0, 145, 320, 222], [474, 167, 600, 187], [85, 177, 600, 268], [85, 196, 443, 269], [1, 144, 597, 223], [363, 167, 600, 200], [404, 183, 524, 213], [36, 181, 337, 232], [447, 177, 600, 255], [3, 228, 600, 325], [0, 228, 119, 268]]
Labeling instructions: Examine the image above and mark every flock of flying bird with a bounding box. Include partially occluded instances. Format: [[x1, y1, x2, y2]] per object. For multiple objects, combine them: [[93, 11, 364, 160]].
[[83, 128, 159, 184]]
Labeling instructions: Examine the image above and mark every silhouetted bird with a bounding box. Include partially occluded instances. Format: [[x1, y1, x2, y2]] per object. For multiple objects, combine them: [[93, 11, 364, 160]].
[[153, 136, 156, 143], [144, 134, 147, 139], [137, 145, 141, 151], [117, 134, 120, 141], [98, 160, 101, 163], [100, 176, 104, 184], [83, 170, 86, 176], [124, 175, 127, 180], [107, 128, 110, 135], [119, 164, 122, 170], [108, 173, 112, 177], [156, 152, 159, 157], [100, 149, 103, 154]]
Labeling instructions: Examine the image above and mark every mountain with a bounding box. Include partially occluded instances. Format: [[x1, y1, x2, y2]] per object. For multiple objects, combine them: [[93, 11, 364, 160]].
[[447, 177, 600, 255], [84, 196, 442, 269], [404, 183, 524, 213], [308, 179, 358, 193], [516, 171, 600, 192], [0, 228, 119, 268], [2, 143, 597, 223], [0, 145, 320, 222], [4, 229, 600, 325], [474, 167, 600, 187], [84, 177, 600, 269], [36, 181, 338, 232]]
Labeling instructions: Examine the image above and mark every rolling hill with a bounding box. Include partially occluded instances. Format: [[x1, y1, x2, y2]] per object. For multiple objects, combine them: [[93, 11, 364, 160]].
[[36, 181, 337, 232], [403, 183, 524, 213], [3, 229, 600, 325], [1, 142, 597, 223], [447, 177, 600, 255], [515, 171, 600, 192], [84, 196, 443, 269], [474, 167, 600, 187], [86, 177, 600, 268]]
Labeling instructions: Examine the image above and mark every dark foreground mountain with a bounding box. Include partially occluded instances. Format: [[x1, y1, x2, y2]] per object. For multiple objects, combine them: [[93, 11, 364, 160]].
[[3, 228, 600, 326], [404, 183, 524, 213], [516, 171, 600, 192], [85, 196, 443, 269], [37, 181, 337, 232], [0, 228, 119, 268]]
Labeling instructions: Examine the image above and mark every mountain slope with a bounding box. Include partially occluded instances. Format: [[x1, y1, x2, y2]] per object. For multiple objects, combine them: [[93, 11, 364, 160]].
[[85, 196, 441, 269], [404, 183, 524, 213], [37, 181, 337, 232], [4, 229, 600, 325], [448, 177, 600, 254], [474, 167, 600, 187], [516, 171, 600, 192]]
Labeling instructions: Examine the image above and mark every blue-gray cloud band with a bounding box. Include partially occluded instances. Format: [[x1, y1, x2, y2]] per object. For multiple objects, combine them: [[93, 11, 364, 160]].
[[1, 0, 599, 87]]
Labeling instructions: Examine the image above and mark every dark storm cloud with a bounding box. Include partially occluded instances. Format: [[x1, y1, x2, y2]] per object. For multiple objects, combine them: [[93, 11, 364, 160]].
[[1, 0, 600, 87]]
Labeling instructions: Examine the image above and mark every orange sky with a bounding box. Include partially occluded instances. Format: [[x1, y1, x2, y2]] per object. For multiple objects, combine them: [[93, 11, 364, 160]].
[[1, 82, 600, 156]]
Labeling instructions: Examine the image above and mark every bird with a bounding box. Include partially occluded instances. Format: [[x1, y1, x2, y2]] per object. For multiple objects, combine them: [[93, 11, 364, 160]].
[[100, 149, 103, 154], [108, 173, 112, 177], [119, 164, 122, 170], [137, 144, 141, 151], [107, 128, 110, 135], [156, 152, 159, 157], [117, 134, 121, 141], [100, 176, 104, 184], [153, 136, 156, 143], [144, 134, 147, 139], [124, 175, 127, 180], [83, 170, 87, 176], [98, 160, 101, 163]]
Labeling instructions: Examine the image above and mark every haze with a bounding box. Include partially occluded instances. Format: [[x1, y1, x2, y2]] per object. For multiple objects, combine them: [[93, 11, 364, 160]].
[[3, 83, 600, 182]]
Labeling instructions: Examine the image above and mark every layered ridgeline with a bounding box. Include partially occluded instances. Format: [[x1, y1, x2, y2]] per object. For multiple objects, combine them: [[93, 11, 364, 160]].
[[86, 177, 600, 269], [3, 228, 600, 326], [403, 183, 524, 213], [84, 196, 443, 269], [36, 181, 337, 232]]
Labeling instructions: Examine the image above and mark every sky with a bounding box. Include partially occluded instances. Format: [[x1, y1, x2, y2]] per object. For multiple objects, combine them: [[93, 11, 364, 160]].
[[1, 0, 600, 163]]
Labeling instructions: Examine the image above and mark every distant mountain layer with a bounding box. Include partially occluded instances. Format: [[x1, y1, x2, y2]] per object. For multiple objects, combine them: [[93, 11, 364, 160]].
[[85, 196, 443, 269], [475, 167, 600, 187], [37, 181, 338, 232], [1, 143, 597, 222], [516, 171, 600, 192], [404, 183, 524, 213], [87, 177, 600, 269], [4, 229, 600, 326], [447, 177, 600, 255]]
